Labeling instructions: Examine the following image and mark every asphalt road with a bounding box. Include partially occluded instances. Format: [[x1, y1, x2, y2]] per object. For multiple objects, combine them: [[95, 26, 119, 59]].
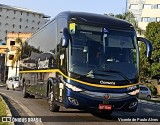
[[0, 86, 160, 125]]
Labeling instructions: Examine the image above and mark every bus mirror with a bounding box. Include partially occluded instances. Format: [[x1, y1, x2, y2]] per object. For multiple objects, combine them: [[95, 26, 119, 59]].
[[62, 28, 70, 48], [137, 37, 152, 58]]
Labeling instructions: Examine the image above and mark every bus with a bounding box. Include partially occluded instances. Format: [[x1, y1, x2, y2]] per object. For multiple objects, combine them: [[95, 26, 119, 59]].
[[19, 11, 152, 115]]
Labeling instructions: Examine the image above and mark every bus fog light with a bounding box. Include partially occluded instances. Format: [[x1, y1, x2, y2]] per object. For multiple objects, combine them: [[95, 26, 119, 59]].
[[68, 97, 79, 105], [129, 101, 137, 109]]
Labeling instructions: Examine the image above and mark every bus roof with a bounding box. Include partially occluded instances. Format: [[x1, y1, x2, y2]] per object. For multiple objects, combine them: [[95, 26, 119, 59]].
[[27, 11, 135, 42], [58, 11, 135, 30]]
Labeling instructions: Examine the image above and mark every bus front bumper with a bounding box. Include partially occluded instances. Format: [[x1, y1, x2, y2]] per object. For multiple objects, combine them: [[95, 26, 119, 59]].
[[64, 88, 138, 112]]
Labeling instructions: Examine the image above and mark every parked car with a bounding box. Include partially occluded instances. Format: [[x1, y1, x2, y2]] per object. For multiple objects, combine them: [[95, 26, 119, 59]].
[[6, 76, 20, 90], [138, 85, 152, 99]]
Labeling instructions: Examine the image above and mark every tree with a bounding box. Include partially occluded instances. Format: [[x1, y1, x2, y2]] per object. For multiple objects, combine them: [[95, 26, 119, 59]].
[[11, 37, 23, 74], [144, 22, 160, 80], [106, 11, 141, 33]]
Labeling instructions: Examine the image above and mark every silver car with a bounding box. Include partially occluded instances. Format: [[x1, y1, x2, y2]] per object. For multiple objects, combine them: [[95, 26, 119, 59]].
[[6, 76, 20, 90], [138, 85, 152, 99]]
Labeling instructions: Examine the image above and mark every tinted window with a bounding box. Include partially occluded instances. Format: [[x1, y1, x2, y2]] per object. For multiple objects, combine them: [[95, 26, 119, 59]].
[[140, 87, 148, 91]]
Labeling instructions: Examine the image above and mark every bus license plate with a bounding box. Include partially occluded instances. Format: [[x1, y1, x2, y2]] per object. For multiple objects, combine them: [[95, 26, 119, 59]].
[[98, 104, 112, 110]]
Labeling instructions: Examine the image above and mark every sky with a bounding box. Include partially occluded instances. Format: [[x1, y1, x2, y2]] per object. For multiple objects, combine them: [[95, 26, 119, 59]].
[[0, 0, 126, 18]]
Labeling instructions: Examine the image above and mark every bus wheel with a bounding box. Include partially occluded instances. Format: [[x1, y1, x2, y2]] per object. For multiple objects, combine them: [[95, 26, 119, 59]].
[[48, 86, 60, 112], [22, 84, 29, 98]]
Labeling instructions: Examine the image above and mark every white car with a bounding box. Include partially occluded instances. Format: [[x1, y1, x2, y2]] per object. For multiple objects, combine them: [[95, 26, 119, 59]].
[[138, 85, 152, 99], [6, 76, 20, 90]]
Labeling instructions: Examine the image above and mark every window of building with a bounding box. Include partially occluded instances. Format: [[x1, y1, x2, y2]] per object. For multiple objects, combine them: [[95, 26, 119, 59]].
[[9, 55, 14, 60], [26, 19, 29, 22], [130, 4, 138, 9], [32, 20, 35, 23], [10, 41, 15, 45], [5, 30, 8, 34], [143, 4, 151, 9], [14, 10, 16, 14], [20, 18, 22, 22], [157, 17, 160, 22], [21, 11, 23, 15], [142, 17, 150, 22], [31, 27, 34, 30], [25, 26, 28, 29], [19, 25, 22, 29], [158, 4, 160, 9], [13, 24, 15, 28], [5, 16, 9, 19], [150, 18, 156, 22], [12, 17, 16, 20], [37, 21, 40, 25], [152, 4, 158, 9]]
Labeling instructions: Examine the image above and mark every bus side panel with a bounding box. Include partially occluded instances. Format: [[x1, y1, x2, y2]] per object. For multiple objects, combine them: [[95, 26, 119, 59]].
[[20, 19, 58, 97]]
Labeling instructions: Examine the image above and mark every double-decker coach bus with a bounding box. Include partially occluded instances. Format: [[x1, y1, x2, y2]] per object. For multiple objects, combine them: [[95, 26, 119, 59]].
[[19, 11, 152, 115]]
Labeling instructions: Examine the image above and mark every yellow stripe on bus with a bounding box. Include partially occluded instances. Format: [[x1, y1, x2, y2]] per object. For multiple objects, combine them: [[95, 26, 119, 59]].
[[19, 69, 139, 89]]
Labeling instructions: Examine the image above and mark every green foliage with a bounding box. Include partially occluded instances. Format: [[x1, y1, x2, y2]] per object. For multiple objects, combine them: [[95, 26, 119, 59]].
[[11, 37, 23, 68], [146, 83, 158, 95], [106, 11, 141, 33], [0, 96, 7, 116], [144, 22, 160, 79]]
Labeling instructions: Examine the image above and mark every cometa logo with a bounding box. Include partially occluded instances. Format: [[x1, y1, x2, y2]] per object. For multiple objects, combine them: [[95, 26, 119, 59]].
[[100, 80, 115, 85]]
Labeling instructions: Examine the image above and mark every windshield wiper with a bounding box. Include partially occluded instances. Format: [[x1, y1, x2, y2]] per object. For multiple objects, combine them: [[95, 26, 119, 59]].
[[97, 69, 132, 84]]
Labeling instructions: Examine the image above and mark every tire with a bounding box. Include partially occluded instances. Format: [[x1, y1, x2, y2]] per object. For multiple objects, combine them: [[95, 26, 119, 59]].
[[22, 84, 30, 98], [146, 95, 151, 100], [6, 85, 9, 90], [48, 84, 60, 112], [12, 85, 15, 91]]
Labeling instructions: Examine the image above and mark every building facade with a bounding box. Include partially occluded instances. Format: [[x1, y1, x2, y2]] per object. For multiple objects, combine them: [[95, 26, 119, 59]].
[[0, 4, 50, 81], [126, 0, 160, 33], [0, 4, 50, 42], [6, 33, 32, 78]]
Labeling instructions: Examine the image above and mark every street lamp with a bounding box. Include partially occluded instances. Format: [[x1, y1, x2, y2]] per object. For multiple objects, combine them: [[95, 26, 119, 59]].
[[3, 48, 10, 83]]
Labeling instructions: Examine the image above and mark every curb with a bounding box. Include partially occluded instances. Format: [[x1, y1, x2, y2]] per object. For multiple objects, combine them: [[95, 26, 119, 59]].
[[0, 94, 14, 125], [0, 92, 43, 125], [139, 99, 160, 106]]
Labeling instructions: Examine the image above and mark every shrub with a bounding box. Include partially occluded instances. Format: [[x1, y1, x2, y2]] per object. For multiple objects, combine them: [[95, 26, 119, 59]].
[[146, 84, 158, 95]]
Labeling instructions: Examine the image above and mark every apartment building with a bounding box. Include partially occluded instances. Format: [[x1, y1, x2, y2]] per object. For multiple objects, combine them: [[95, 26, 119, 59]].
[[6, 32, 32, 78], [127, 0, 160, 33], [0, 4, 50, 42], [0, 4, 50, 81]]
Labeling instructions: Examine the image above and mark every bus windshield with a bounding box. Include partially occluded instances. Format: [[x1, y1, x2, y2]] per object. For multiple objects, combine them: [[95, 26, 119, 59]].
[[69, 24, 139, 81]]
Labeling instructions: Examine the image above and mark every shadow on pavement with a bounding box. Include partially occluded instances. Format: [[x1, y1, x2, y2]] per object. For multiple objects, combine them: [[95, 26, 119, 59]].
[[0, 94, 35, 125]]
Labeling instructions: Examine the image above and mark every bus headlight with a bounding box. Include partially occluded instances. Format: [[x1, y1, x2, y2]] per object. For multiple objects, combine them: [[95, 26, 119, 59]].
[[128, 89, 140, 95], [65, 83, 83, 92]]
